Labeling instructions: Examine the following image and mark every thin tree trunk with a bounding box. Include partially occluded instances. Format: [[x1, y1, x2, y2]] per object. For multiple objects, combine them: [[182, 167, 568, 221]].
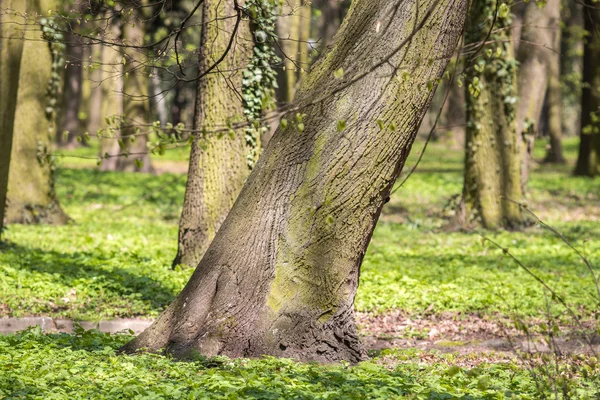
[[544, 7, 565, 164], [0, 0, 26, 235], [6, 0, 69, 225], [298, 0, 312, 76], [58, 30, 84, 148], [516, 0, 560, 184], [124, 0, 468, 362], [574, 0, 600, 176], [116, 4, 153, 173], [99, 20, 123, 172], [172, 0, 253, 268], [459, 0, 523, 230], [276, 1, 301, 102], [87, 47, 103, 138]]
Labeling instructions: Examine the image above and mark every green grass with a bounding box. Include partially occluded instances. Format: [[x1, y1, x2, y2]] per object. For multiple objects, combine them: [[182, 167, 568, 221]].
[[0, 137, 598, 322], [2, 327, 584, 399]]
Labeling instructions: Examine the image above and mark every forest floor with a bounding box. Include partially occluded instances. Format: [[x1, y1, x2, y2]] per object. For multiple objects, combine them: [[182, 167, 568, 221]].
[[1, 137, 599, 398]]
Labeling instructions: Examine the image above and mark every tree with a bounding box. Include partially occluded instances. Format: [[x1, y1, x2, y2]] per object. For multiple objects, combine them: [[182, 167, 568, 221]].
[[5, 0, 69, 225], [574, 0, 600, 177], [458, 1, 524, 230], [58, 29, 84, 148], [116, 2, 153, 173], [0, 0, 26, 235], [123, 0, 468, 362], [172, 0, 254, 268], [515, 0, 562, 181]]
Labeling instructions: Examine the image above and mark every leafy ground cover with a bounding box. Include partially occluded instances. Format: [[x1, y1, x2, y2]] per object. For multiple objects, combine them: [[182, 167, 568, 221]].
[[1, 137, 599, 398], [3, 326, 595, 399], [1, 138, 597, 323]]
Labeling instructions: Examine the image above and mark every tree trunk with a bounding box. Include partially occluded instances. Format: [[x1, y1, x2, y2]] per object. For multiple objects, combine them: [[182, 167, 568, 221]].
[[298, 0, 312, 76], [6, 0, 69, 225], [276, 1, 301, 103], [459, 0, 523, 230], [87, 46, 103, 139], [574, 0, 600, 176], [0, 0, 26, 235], [58, 30, 84, 148], [516, 0, 561, 184], [544, 6, 565, 164], [99, 20, 124, 172], [123, 0, 468, 362], [116, 5, 153, 173], [172, 0, 253, 268]]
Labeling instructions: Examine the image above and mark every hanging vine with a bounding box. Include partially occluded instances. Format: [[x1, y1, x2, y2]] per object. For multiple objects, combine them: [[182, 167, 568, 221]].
[[241, 0, 280, 168], [40, 17, 66, 121]]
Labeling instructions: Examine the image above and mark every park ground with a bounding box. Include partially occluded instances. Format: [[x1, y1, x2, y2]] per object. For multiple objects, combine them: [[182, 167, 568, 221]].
[[0, 137, 598, 398]]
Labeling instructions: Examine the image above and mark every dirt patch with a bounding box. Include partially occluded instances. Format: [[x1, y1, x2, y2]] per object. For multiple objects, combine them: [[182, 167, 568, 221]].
[[357, 311, 600, 359]]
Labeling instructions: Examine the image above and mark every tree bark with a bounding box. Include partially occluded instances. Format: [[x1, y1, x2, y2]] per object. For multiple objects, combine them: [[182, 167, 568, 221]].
[[116, 4, 153, 173], [276, 1, 301, 103], [58, 30, 84, 148], [459, 0, 524, 230], [574, 0, 600, 176], [123, 0, 468, 362], [544, 6, 565, 164], [0, 0, 26, 234], [172, 0, 253, 268], [98, 19, 124, 172], [6, 0, 69, 225], [516, 0, 561, 184]]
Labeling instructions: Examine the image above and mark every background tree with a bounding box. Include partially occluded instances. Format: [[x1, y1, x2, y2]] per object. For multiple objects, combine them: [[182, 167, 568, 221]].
[[574, 0, 600, 177], [58, 24, 84, 147], [458, 0, 523, 230], [123, 0, 468, 362], [172, 0, 255, 267], [0, 0, 26, 236], [5, 0, 69, 225], [516, 0, 561, 181]]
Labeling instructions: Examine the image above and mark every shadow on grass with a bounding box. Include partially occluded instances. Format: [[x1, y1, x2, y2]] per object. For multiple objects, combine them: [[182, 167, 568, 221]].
[[0, 241, 180, 318]]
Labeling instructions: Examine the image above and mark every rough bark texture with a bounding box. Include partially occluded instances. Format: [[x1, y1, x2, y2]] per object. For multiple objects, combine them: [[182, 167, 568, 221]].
[[172, 0, 253, 268], [459, 0, 523, 230], [516, 0, 561, 184], [544, 5, 565, 164], [124, 0, 467, 362], [116, 6, 153, 173], [6, 0, 69, 225], [574, 0, 600, 177], [59, 30, 84, 147], [0, 0, 26, 234]]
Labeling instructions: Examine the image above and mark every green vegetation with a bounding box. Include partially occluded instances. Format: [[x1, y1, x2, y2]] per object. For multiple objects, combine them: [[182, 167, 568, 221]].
[[0, 327, 572, 399], [1, 138, 598, 322]]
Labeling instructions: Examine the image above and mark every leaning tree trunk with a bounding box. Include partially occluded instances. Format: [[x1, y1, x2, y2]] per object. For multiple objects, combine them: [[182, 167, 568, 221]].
[[116, 4, 153, 173], [516, 0, 561, 185], [0, 0, 26, 235], [544, 5, 565, 164], [172, 0, 253, 268], [6, 0, 69, 225], [123, 0, 468, 362], [574, 0, 600, 177], [458, 0, 524, 230]]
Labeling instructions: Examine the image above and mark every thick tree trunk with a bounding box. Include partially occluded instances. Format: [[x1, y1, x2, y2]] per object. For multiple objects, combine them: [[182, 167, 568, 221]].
[[116, 6, 153, 173], [544, 10, 565, 164], [6, 0, 69, 225], [459, 0, 523, 230], [516, 0, 561, 184], [58, 30, 84, 148], [172, 0, 252, 268], [124, 0, 468, 362], [574, 0, 600, 176], [0, 0, 26, 234]]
